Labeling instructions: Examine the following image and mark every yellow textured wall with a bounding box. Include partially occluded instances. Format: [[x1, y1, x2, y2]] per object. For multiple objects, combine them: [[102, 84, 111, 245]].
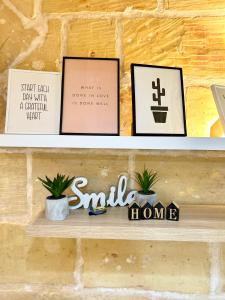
[[1, 1, 225, 299]]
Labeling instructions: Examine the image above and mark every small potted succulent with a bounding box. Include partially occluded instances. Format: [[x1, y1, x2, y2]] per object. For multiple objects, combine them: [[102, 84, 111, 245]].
[[38, 173, 75, 221], [135, 167, 159, 205]]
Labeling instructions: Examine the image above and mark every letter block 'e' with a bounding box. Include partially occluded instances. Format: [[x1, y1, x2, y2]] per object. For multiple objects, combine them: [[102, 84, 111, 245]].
[[166, 202, 179, 221]]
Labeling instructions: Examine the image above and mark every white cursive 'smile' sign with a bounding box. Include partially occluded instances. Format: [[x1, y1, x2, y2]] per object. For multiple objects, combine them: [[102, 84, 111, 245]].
[[69, 175, 137, 210]]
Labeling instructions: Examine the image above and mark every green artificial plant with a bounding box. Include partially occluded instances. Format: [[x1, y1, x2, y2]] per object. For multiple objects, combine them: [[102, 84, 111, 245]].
[[135, 167, 158, 195], [38, 173, 75, 199]]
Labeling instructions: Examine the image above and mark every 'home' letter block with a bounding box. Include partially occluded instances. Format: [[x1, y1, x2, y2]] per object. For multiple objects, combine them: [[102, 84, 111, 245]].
[[128, 201, 140, 220], [166, 202, 179, 221], [141, 201, 153, 220], [153, 202, 165, 220]]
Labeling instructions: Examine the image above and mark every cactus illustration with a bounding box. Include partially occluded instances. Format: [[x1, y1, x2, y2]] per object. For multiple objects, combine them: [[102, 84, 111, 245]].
[[152, 78, 165, 106], [151, 78, 168, 124]]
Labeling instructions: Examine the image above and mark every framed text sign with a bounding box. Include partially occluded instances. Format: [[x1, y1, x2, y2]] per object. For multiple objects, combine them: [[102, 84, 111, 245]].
[[131, 64, 187, 136], [211, 84, 225, 134], [5, 69, 61, 134], [60, 57, 120, 135]]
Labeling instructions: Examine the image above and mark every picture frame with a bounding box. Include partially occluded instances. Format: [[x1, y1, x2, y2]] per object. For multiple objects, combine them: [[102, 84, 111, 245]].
[[60, 57, 120, 135], [5, 69, 61, 134], [131, 64, 187, 136], [211, 84, 225, 134]]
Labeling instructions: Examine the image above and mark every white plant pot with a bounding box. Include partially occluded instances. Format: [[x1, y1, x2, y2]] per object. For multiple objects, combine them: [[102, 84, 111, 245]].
[[45, 196, 69, 221], [135, 191, 157, 206]]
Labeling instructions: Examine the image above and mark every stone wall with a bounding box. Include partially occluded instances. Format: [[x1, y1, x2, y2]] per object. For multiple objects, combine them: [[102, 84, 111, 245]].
[[1, 0, 225, 299]]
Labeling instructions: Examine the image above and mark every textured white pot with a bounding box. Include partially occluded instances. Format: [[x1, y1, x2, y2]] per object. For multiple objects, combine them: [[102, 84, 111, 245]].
[[45, 196, 69, 221], [135, 191, 157, 206]]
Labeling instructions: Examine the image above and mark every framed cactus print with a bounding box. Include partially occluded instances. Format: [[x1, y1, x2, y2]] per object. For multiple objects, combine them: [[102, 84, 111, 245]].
[[131, 64, 187, 136]]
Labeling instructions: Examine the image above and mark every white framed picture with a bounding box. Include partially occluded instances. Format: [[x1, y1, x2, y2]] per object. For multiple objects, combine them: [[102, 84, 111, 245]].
[[211, 84, 225, 133], [131, 64, 187, 136], [5, 69, 61, 134]]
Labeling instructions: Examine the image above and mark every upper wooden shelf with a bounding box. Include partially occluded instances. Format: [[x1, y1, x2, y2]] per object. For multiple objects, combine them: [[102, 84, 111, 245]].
[[27, 205, 225, 242], [0, 134, 225, 150]]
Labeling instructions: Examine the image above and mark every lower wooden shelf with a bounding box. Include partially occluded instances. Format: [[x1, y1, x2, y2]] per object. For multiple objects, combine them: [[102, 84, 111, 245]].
[[26, 205, 225, 242]]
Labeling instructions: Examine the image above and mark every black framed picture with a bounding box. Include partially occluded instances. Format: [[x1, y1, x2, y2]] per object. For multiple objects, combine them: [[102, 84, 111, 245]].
[[131, 64, 187, 136], [60, 57, 120, 135]]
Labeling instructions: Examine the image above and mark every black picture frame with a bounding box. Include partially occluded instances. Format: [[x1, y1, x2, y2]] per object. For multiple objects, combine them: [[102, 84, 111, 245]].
[[60, 57, 120, 135], [131, 63, 187, 136]]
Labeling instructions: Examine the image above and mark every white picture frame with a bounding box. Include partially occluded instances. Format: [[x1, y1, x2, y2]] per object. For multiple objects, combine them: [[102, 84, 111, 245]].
[[131, 64, 187, 136], [5, 69, 61, 134], [211, 84, 225, 133]]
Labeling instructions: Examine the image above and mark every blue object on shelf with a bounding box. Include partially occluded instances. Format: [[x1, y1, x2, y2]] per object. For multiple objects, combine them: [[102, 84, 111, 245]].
[[88, 206, 107, 216]]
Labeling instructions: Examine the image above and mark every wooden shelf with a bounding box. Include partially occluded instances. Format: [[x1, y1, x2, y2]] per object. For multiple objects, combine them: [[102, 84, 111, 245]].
[[1, 134, 225, 150], [27, 205, 225, 242]]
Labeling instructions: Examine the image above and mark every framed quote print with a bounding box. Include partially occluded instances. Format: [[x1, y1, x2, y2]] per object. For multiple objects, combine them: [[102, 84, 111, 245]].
[[211, 84, 225, 134], [5, 69, 61, 134], [131, 64, 187, 136], [60, 57, 120, 135]]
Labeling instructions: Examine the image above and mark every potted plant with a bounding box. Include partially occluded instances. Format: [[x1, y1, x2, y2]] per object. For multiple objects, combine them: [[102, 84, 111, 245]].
[[135, 167, 159, 205], [38, 173, 75, 221], [150, 78, 168, 123]]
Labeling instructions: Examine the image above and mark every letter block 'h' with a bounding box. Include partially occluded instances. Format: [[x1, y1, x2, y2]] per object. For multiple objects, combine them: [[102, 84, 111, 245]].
[[128, 201, 140, 220]]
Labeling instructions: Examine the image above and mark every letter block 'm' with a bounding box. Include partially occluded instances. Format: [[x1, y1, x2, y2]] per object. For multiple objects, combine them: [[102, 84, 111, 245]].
[[153, 202, 165, 220]]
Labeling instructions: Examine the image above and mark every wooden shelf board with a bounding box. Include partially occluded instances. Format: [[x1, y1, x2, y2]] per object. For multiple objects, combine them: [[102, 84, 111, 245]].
[[27, 205, 225, 242], [0, 135, 225, 150]]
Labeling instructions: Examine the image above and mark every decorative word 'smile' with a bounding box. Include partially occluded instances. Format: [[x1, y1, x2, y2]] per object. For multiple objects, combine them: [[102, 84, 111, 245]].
[[69, 175, 137, 210]]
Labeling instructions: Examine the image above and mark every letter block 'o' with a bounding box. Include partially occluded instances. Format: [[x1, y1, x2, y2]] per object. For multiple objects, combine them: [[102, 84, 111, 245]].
[[141, 201, 153, 220]]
